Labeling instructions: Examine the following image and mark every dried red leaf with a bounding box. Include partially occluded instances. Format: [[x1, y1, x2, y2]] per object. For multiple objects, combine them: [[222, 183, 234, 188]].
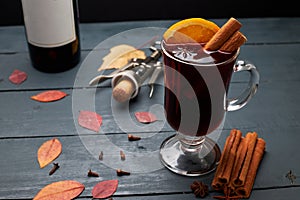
[[78, 110, 103, 132], [31, 90, 68, 102], [9, 69, 27, 84], [33, 180, 85, 200], [37, 138, 62, 168], [92, 179, 118, 199], [135, 111, 157, 123]]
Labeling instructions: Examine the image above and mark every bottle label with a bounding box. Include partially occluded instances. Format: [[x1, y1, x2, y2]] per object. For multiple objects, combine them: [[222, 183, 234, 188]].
[[21, 0, 76, 48]]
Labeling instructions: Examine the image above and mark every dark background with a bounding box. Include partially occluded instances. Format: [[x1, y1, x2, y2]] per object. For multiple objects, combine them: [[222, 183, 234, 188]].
[[0, 0, 299, 26]]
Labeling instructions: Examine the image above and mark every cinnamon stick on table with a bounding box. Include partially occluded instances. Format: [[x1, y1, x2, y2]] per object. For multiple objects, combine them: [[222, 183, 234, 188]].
[[212, 129, 241, 190], [219, 129, 242, 184], [236, 138, 266, 198], [229, 137, 248, 188], [211, 130, 266, 199], [234, 132, 258, 187]]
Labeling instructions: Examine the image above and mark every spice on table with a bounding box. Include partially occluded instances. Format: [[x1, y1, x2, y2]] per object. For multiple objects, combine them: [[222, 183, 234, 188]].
[[88, 169, 99, 177], [49, 163, 60, 176], [286, 170, 297, 184], [128, 134, 141, 141], [213, 187, 242, 200], [116, 169, 130, 176], [99, 151, 103, 160], [214, 194, 242, 199], [190, 180, 209, 198], [211, 129, 266, 198], [120, 150, 126, 161]]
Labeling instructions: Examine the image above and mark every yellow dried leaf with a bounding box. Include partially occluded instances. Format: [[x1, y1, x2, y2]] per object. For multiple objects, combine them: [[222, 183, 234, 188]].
[[33, 180, 85, 200], [98, 44, 146, 71], [37, 138, 62, 168]]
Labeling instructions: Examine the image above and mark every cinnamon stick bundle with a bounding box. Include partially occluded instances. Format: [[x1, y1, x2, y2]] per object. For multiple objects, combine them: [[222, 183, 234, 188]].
[[211, 130, 266, 198]]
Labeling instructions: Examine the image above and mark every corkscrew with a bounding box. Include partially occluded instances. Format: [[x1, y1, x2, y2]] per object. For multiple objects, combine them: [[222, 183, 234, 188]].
[[89, 42, 163, 102]]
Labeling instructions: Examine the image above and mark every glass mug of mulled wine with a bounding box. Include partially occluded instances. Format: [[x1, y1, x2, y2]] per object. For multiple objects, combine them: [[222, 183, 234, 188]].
[[159, 40, 259, 176]]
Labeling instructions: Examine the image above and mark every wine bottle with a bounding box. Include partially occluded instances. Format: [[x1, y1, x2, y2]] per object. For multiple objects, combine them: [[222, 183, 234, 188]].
[[21, 0, 81, 73]]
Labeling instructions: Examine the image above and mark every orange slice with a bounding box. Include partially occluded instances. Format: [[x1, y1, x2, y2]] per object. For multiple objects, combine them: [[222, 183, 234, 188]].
[[163, 18, 220, 44]]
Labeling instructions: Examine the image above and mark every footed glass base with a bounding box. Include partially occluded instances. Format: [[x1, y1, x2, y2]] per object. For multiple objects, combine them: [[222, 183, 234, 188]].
[[159, 134, 221, 176]]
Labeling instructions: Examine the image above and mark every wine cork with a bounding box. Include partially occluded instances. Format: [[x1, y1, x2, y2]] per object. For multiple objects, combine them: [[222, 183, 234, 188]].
[[112, 78, 135, 102]]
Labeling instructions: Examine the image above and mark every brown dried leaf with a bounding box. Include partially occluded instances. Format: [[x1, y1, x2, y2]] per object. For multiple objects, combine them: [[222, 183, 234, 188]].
[[37, 138, 62, 168], [78, 110, 103, 132], [31, 90, 68, 102], [98, 44, 146, 71], [33, 180, 85, 200], [135, 111, 157, 123], [92, 179, 118, 199], [9, 69, 28, 84]]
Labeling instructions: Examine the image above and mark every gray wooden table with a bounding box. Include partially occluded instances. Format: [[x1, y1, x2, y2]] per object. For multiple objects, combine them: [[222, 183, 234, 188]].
[[0, 18, 299, 199]]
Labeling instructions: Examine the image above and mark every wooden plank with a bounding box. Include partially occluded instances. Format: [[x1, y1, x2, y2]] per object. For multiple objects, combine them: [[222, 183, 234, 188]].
[[0, 130, 299, 199], [1, 18, 300, 53], [0, 44, 299, 91], [79, 187, 300, 199], [0, 80, 299, 138]]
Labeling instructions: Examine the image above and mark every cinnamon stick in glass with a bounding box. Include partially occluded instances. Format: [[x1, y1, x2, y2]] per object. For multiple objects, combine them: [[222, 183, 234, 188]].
[[204, 17, 247, 52], [204, 17, 242, 51]]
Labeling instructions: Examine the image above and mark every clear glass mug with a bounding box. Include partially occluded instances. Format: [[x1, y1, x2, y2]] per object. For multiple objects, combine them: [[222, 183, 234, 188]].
[[159, 40, 259, 176]]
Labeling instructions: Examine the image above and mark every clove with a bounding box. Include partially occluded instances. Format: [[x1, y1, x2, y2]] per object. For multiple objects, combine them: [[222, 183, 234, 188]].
[[49, 163, 60, 176], [120, 150, 126, 161], [99, 151, 103, 160], [116, 169, 130, 176], [128, 134, 141, 141], [87, 169, 99, 177]]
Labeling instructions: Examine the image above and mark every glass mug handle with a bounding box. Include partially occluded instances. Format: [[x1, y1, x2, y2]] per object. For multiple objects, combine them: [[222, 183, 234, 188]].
[[226, 60, 260, 111]]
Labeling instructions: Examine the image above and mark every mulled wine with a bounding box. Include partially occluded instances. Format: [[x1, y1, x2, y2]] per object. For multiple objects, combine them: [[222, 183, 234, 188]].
[[162, 41, 238, 136]]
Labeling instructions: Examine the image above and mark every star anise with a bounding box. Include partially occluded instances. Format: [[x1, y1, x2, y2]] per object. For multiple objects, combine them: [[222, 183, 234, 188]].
[[286, 170, 297, 184], [172, 47, 197, 60], [190, 181, 209, 198]]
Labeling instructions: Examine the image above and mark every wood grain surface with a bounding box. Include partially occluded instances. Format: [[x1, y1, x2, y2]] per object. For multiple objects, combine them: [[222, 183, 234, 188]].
[[0, 18, 299, 199]]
